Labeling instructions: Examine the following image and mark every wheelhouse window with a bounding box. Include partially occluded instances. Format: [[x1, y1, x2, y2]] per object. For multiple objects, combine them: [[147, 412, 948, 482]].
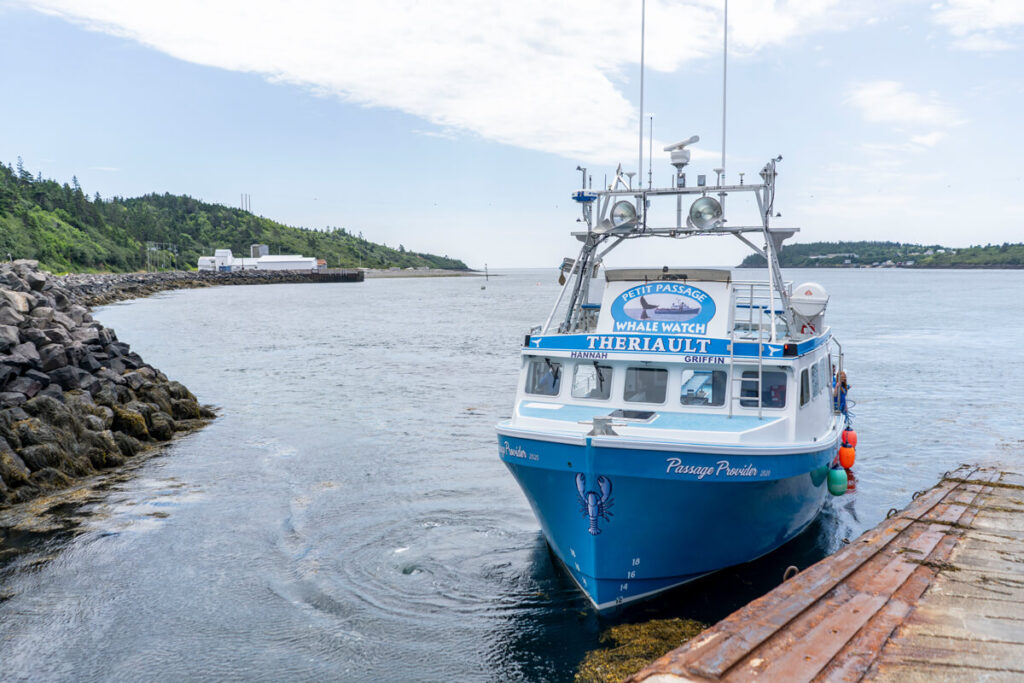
[[624, 367, 667, 404], [740, 369, 788, 408], [572, 363, 613, 400], [525, 358, 562, 396], [800, 369, 811, 406], [680, 368, 726, 407], [817, 358, 829, 396]]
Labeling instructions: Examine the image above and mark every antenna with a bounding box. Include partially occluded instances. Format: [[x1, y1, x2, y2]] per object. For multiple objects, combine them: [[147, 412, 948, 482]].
[[638, 0, 646, 195], [721, 0, 728, 175], [648, 115, 653, 189]]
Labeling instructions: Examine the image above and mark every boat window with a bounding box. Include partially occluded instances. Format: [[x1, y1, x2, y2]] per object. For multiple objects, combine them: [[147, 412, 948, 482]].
[[740, 369, 788, 408], [817, 359, 829, 396], [525, 358, 562, 396], [810, 362, 820, 397], [800, 369, 811, 406], [624, 367, 667, 404], [572, 363, 613, 400], [679, 368, 726, 406]]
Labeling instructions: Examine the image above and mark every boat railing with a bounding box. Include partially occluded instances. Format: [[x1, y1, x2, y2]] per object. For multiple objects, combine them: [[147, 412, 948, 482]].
[[732, 280, 791, 340], [829, 336, 845, 416]]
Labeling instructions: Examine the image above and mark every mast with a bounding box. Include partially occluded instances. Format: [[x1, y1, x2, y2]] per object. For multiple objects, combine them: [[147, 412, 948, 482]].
[[638, 0, 646, 193], [721, 0, 728, 175]]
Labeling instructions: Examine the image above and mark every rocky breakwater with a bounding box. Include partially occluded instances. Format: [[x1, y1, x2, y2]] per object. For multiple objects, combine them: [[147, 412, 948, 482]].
[[60, 268, 363, 307], [0, 261, 213, 508]]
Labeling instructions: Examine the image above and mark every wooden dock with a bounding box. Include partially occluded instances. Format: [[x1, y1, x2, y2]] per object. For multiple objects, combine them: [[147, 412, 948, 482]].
[[626, 465, 1024, 682]]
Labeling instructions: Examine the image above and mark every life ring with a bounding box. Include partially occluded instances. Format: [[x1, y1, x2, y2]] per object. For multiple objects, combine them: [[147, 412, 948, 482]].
[[801, 322, 816, 334]]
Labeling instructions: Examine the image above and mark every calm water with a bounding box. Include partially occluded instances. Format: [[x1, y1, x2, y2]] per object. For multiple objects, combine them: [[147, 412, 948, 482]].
[[1, 268, 1022, 681]]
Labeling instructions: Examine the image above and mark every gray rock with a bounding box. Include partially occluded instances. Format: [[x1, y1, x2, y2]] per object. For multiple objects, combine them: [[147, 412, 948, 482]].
[[12, 342, 40, 364], [37, 384, 65, 402], [51, 289, 69, 309], [78, 353, 102, 373], [5, 376, 43, 398], [68, 304, 89, 324], [123, 372, 148, 391], [0, 392, 27, 406], [24, 270, 46, 291], [28, 306, 54, 321], [82, 414, 105, 431], [24, 369, 51, 388], [71, 326, 101, 345], [0, 324, 19, 351], [103, 357, 127, 375], [39, 344, 68, 372], [2, 289, 31, 313], [51, 310, 76, 330], [48, 366, 88, 390], [0, 306, 25, 326], [0, 363, 17, 389], [19, 327, 49, 348], [43, 327, 72, 346]]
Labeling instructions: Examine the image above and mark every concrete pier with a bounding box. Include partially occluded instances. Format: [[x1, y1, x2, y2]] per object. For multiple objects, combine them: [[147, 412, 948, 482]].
[[626, 465, 1024, 682]]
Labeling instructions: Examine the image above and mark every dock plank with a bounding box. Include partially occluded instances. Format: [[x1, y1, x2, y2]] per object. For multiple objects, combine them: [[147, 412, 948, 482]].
[[626, 466, 1024, 683]]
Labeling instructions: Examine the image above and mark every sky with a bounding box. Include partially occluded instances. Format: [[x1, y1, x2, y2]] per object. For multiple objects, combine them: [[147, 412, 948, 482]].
[[0, 0, 1022, 268]]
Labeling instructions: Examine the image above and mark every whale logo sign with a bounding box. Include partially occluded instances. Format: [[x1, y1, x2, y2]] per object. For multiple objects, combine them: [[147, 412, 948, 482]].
[[624, 293, 701, 321], [610, 283, 717, 335]]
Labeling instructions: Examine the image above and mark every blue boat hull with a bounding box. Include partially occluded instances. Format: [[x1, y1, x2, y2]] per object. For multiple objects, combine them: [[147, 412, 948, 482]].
[[498, 432, 835, 610]]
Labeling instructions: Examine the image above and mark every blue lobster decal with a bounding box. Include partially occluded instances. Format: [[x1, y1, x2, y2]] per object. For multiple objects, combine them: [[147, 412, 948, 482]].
[[576, 473, 614, 535]]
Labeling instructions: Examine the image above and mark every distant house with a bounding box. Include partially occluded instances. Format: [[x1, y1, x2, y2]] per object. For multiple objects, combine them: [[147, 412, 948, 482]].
[[197, 249, 318, 272]]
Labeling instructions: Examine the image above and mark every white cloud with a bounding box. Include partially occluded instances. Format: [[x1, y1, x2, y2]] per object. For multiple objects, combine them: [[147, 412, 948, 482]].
[[909, 131, 946, 147], [21, 0, 889, 164], [846, 81, 962, 129], [846, 81, 963, 151], [931, 0, 1024, 51]]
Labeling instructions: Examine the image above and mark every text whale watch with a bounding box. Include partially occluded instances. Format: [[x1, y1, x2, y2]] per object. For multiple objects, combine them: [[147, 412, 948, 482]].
[[496, 138, 854, 611]]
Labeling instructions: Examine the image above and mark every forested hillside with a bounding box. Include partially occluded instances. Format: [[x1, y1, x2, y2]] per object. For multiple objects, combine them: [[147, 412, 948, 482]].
[[0, 159, 467, 273], [739, 240, 1024, 268]]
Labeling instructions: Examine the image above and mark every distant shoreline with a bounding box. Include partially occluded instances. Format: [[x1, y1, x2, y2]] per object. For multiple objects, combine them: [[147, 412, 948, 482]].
[[362, 268, 483, 278]]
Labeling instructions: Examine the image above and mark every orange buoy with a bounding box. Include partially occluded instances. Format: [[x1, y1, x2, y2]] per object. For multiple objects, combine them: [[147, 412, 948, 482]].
[[843, 428, 857, 448], [838, 444, 856, 469]]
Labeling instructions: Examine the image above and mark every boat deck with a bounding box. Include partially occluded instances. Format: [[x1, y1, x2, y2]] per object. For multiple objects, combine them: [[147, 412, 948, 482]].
[[626, 464, 1024, 682]]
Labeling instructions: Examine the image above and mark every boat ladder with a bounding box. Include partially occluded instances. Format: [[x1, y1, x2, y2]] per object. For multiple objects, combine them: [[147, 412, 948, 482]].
[[729, 300, 765, 419]]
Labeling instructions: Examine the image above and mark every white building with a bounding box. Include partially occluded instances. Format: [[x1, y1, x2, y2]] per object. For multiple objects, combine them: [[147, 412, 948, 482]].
[[197, 249, 318, 272]]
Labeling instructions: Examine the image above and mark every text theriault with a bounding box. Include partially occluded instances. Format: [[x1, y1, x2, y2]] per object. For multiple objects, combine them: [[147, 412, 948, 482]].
[[585, 335, 712, 353]]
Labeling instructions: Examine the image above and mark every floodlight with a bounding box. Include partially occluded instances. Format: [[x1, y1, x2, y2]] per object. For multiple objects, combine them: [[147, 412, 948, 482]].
[[688, 197, 723, 230], [609, 200, 638, 232]]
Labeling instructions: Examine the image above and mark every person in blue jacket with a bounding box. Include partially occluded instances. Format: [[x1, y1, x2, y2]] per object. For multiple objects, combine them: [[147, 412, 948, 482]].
[[833, 370, 849, 414]]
